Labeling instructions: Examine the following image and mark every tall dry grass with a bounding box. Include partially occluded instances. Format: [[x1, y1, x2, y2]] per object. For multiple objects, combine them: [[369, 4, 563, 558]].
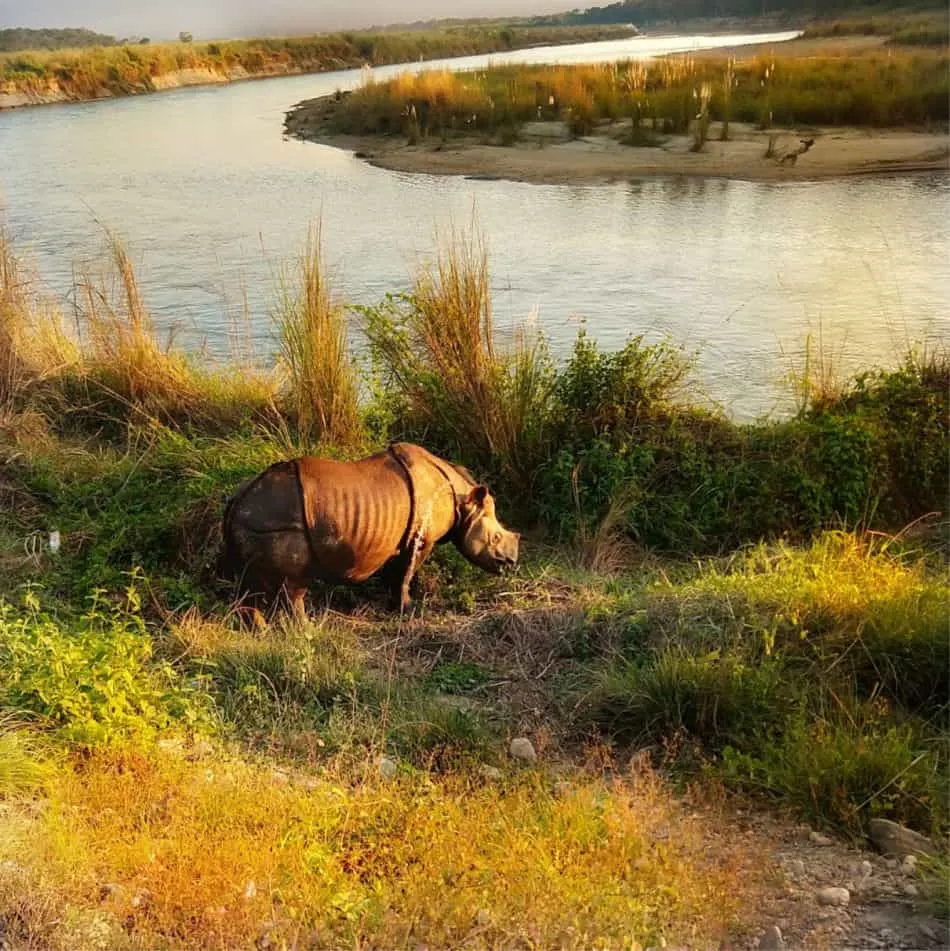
[[66, 232, 274, 429], [273, 224, 361, 449], [0, 230, 76, 412], [363, 225, 554, 486], [78, 234, 203, 417]]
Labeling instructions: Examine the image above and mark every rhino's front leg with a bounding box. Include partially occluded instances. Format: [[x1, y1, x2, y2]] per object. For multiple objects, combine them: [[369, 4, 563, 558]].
[[396, 534, 434, 615]]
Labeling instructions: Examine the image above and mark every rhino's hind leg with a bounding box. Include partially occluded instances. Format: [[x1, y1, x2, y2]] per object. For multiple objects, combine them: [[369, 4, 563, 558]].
[[229, 528, 313, 619]]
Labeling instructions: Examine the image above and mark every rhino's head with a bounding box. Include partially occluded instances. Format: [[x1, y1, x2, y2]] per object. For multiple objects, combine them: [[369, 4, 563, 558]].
[[455, 484, 520, 574]]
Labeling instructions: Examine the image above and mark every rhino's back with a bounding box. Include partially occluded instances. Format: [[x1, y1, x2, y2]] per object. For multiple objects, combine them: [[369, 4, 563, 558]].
[[297, 451, 411, 582]]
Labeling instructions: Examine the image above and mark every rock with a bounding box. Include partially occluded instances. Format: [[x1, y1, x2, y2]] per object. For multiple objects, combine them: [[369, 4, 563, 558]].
[[509, 737, 537, 763], [901, 854, 918, 875], [98, 883, 125, 902], [868, 818, 937, 858], [378, 756, 398, 781], [809, 830, 833, 846], [785, 859, 806, 879], [478, 765, 503, 781], [903, 883, 919, 898], [757, 924, 785, 950], [131, 888, 153, 911], [816, 886, 850, 907]]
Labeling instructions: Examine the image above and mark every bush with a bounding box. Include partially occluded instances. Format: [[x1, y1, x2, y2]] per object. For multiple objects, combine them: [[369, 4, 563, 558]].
[[0, 584, 211, 743]]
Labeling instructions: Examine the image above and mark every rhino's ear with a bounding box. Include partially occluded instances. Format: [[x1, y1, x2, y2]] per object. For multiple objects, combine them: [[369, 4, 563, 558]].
[[463, 485, 489, 508]]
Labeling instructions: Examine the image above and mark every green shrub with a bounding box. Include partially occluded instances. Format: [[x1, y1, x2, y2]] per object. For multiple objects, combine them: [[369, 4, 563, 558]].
[[0, 584, 211, 743], [584, 649, 791, 750], [720, 715, 946, 836]]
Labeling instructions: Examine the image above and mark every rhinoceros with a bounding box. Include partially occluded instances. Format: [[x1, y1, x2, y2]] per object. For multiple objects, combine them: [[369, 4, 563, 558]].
[[221, 442, 519, 614]]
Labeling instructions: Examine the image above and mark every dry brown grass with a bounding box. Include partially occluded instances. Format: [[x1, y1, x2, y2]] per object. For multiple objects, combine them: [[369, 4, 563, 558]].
[[273, 223, 362, 450], [364, 224, 554, 486], [0, 229, 76, 410], [68, 232, 275, 429]]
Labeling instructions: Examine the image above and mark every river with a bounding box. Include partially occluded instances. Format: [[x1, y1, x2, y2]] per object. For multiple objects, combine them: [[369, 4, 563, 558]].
[[0, 30, 946, 419]]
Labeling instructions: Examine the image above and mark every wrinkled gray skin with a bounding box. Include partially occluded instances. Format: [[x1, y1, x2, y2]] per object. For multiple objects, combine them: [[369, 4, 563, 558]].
[[221, 442, 519, 616]]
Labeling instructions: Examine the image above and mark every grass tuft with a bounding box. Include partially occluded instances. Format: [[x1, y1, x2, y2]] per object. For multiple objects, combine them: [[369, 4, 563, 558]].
[[273, 224, 362, 450]]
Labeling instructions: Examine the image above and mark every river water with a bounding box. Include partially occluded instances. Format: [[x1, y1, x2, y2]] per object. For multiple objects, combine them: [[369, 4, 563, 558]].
[[1, 30, 946, 419]]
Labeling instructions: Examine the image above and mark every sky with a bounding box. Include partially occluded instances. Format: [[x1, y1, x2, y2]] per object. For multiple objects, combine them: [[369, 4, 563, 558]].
[[1, 0, 573, 40]]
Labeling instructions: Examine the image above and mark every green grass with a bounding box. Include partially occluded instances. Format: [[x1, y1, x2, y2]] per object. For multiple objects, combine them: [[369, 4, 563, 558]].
[[576, 533, 950, 835]]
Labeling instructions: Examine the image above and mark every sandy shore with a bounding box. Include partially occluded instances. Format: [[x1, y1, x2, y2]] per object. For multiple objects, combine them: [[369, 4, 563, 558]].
[[285, 107, 949, 186], [284, 35, 948, 185]]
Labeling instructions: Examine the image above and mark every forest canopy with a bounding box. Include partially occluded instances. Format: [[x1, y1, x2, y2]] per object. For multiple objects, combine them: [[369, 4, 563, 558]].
[[0, 28, 119, 52]]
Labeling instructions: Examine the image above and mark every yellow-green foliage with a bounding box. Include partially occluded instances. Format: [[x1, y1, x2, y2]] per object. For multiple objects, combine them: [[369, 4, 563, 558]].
[[0, 747, 757, 950], [333, 49, 949, 137]]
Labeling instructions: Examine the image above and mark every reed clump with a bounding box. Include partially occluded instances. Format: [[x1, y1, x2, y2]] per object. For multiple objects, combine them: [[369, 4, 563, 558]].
[[360, 227, 554, 491], [329, 48, 949, 141], [273, 225, 361, 450]]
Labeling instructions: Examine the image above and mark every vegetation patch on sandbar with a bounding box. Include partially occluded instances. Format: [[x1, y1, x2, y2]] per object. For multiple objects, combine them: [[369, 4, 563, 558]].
[[285, 32, 949, 182]]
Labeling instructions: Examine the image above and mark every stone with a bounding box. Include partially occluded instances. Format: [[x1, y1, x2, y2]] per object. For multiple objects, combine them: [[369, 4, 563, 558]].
[[868, 818, 937, 858], [509, 737, 537, 763], [901, 854, 918, 875], [816, 886, 850, 907], [131, 888, 153, 911], [378, 756, 398, 781], [478, 765, 503, 781], [98, 883, 125, 902], [903, 883, 919, 898], [809, 830, 833, 846], [757, 924, 785, 950], [785, 859, 806, 879]]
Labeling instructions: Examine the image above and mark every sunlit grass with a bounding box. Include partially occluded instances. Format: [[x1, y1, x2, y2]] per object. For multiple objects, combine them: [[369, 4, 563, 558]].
[[0, 746, 759, 950], [330, 48, 949, 139], [273, 224, 362, 449]]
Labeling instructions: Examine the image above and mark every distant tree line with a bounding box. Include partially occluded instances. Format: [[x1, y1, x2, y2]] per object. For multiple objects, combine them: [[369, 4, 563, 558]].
[[530, 0, 943, 25], [0, 28, 119, 52]]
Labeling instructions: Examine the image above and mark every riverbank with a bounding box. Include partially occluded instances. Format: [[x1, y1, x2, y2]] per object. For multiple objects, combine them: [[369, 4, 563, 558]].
[[0, 24, 636, 111], [286, 107, 949, 184], [0, 225, 947, 949]]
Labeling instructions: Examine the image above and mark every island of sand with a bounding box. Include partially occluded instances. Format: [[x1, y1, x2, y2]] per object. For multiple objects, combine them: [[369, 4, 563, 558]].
[[284, 36, 949, 185]]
